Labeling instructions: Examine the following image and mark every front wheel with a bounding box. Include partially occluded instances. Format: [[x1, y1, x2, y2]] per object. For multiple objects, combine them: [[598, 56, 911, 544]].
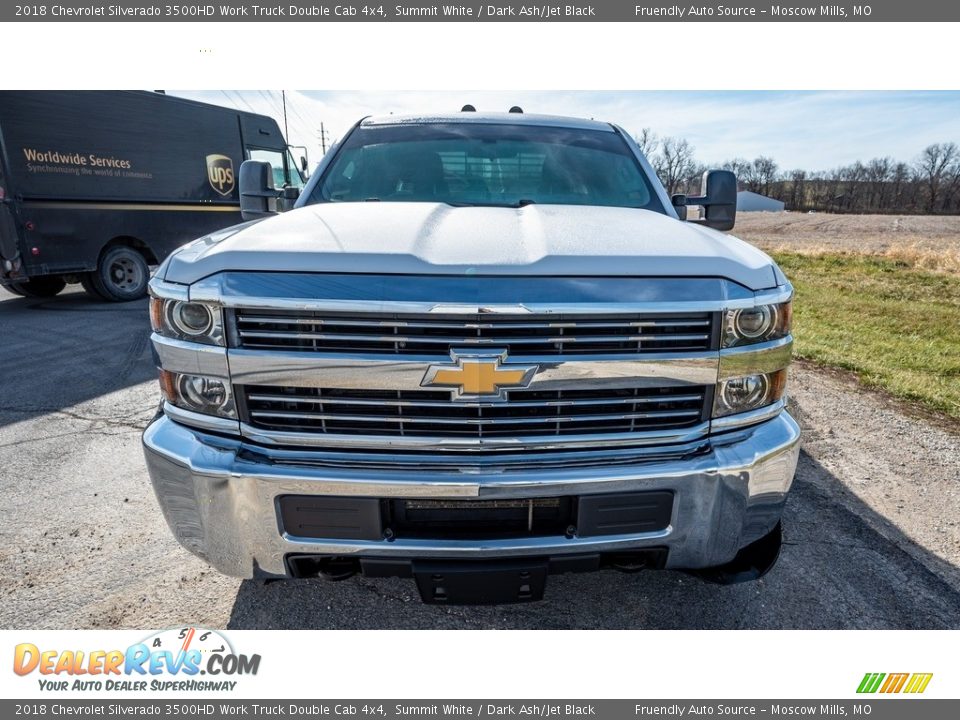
[[7, 276, 67, 298], [689, 522, 783, 585], [89, 246, 149, 302]]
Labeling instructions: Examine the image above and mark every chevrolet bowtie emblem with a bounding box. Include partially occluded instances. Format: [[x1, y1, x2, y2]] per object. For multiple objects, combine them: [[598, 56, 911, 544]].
[[421, 349, 538, 401]]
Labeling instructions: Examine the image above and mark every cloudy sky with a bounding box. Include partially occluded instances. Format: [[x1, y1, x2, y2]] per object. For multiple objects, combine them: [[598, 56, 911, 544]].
[[173, 90, 960, 173]]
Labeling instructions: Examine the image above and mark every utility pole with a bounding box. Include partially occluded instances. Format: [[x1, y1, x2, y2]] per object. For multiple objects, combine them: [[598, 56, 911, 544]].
[[319, 122, 330, 155]]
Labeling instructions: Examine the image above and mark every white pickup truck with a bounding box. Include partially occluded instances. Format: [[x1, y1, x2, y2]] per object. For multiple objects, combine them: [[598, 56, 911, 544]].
[[143, 110, 799, 604]]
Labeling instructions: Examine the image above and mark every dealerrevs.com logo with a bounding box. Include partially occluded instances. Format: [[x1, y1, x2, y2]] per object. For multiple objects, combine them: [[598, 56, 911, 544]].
[[13, 627, 260, 692]]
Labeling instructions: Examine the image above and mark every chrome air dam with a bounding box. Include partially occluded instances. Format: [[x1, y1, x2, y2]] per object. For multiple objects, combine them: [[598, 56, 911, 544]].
[[142, 410, 800, 578]]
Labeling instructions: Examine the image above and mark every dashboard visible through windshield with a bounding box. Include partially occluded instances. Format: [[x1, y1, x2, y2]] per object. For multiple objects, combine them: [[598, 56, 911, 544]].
[[309, 122, 663, 211]]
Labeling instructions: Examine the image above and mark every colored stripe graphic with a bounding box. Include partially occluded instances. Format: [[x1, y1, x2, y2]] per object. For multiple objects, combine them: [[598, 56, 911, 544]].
[[904, 674, 934, 694], [857, 672, 932, 694], [857, 673, 885, 693], [880, 673, 909, 693]]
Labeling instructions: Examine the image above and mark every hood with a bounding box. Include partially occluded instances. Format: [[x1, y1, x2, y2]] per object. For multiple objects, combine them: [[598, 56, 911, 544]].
[[163, 202, 779, 290]]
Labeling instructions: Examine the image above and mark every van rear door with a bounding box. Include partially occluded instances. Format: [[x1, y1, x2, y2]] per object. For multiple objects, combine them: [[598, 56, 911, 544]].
[[0, 136, 22, 275]]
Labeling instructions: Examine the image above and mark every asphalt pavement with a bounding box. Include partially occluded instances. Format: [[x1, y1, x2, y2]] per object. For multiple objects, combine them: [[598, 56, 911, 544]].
[[2, 285, 959, 629]]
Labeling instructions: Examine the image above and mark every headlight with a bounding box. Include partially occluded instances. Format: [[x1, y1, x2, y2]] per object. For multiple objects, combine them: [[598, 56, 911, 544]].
[[170, 302, 213, 336], [723, 300, 791, 347], [159, 370, 236, 418], [150, 297, 223, 345], [713, 369, 788, 418]]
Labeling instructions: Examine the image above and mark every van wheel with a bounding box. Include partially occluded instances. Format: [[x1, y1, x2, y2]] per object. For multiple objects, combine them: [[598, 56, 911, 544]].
[[79, 273, 100, 298], [90, 246, 149, 302], [8, 277, 67, 298]]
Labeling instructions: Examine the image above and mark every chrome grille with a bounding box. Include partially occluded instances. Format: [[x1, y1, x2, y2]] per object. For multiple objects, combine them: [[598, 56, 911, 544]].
[[241, 385, 709, 438], [232, 310, 716, 355]]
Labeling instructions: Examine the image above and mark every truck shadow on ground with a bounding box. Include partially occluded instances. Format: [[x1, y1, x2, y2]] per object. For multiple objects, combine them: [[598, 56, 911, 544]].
[[225, 450, 960, 629], [0, 289, 155, 428]]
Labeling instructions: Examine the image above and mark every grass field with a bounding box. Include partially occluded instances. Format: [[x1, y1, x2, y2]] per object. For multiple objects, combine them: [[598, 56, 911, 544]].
[[732, 213, 960, 421], [772, 253, 960, 419], [736, 213, 960, 274]]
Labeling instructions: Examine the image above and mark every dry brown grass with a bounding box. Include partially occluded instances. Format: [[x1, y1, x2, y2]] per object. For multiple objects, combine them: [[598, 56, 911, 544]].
[[732, 212, 960, 274]]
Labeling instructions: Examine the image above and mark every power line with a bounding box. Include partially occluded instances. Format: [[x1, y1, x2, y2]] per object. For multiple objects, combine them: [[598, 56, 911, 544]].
[[216, 89, 327, 162], [282, 92, 312, 127], [259, 90, 284, 118], [228, 90, 257, 113], [268, 90, 316, 147], [277, 91, 317, 141], [283, 90, 334, 144], [218, 90, 240, 110]]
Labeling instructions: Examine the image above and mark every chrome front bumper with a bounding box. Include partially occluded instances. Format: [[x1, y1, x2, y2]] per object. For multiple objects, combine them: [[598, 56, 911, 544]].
[[142, 410, 801, 578]]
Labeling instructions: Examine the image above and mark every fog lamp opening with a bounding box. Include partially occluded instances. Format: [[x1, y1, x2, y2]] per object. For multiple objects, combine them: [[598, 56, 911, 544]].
[[714, 369, 788, 418]]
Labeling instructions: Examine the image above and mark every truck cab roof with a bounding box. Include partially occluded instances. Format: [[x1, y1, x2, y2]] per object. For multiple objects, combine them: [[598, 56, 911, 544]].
[[360, 112, 616, 132]]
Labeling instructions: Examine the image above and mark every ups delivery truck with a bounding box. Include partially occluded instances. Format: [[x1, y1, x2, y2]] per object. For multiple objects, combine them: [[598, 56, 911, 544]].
[[0, 91, 304, 300]]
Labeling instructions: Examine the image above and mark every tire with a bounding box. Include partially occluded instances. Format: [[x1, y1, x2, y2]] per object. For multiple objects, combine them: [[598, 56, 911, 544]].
[[689, 522, 783, 585], [89, 246, 150, 302], [79, 272, 100, 298], [8, 276, 67, 298]]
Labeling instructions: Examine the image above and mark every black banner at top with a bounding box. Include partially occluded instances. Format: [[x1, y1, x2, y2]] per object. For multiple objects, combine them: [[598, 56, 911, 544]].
[[3, 1, 956, 22]]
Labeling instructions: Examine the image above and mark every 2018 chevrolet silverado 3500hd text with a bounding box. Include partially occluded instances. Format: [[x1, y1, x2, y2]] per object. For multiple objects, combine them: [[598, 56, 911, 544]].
[[142, 110, 800, 604]]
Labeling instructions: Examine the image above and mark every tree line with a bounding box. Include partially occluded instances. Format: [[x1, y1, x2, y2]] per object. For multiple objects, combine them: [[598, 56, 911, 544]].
[[635, 129, 960, 214]]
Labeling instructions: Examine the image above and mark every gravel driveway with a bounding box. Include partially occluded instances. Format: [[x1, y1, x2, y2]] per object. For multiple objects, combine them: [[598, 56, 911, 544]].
[[2, 286, 959, 629]]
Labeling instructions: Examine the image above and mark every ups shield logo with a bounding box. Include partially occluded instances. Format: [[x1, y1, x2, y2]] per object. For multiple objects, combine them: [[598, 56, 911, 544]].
[[206, 154, 235, 197]]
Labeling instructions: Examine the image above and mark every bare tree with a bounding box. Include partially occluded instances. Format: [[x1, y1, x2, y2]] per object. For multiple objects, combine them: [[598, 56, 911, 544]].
[[865, 157, 892, 210], [682, 163, 708, 195], [638, 128, 960, 214], [752, 156, 779, 196], [822, 166, 846, 211], [943, 153, 960, 212], [890, 161, 911, 210], [916, 142, 959, 212], [720, 158, 751, 187], [739, 162, 760, 193], [634, 128, 659, 158], [787, 169, 807, 210], [655, 137, 697, 196], [840, 162, 868, 211]]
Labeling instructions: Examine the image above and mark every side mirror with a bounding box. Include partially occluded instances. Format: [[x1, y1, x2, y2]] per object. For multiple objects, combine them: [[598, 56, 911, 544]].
[[671, 194, 688, 222], [686, 170, 737, 231], [278, 185, 300, 212], [239, 160, 279, 221], [300, 156, 308, 173]]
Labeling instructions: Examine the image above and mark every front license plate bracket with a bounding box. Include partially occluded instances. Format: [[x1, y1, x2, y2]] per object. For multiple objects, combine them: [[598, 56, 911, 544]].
[[412, 559, 548, 605]]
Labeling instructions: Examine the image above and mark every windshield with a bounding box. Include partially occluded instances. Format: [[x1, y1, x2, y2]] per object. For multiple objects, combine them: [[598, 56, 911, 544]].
[[309, 122, 662, 211]]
